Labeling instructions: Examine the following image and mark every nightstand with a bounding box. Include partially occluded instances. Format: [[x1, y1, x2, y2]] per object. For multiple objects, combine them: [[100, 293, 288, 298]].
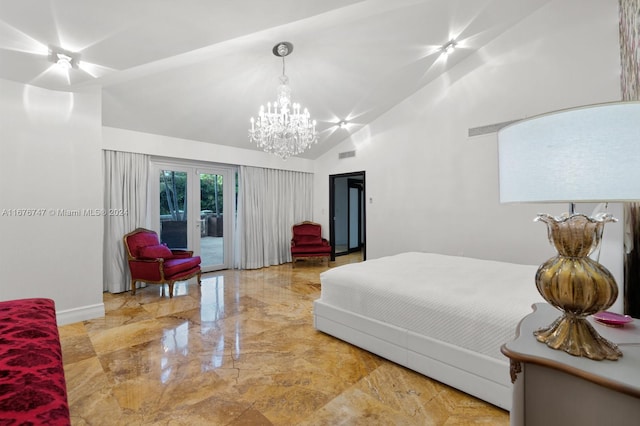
[[501, 303, 640, 426]]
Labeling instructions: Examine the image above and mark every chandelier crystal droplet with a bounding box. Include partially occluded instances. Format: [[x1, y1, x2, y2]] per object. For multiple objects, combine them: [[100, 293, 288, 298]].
[[249, 42, 318, 160]]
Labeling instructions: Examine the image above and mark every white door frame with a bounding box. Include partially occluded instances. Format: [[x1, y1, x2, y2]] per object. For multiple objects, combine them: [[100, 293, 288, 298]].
[[195, 167, 233, 272], [150, 159, 236, 272]]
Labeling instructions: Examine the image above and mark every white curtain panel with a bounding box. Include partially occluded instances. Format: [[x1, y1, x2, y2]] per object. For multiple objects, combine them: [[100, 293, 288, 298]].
[[237, 166, 313, 269], [103, 150, 150, 293]]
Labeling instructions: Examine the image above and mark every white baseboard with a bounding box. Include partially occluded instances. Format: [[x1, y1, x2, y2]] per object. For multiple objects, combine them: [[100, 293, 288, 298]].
[[56, 303, 105, 326]]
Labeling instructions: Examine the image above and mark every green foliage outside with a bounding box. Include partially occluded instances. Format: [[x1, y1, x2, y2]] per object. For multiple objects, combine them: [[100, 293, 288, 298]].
[[200, 173, 223, 215], [160, 171, 223, 218]]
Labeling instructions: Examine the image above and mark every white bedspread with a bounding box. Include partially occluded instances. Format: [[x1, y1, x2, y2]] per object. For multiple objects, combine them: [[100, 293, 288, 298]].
[[319, 252, 544, 360]]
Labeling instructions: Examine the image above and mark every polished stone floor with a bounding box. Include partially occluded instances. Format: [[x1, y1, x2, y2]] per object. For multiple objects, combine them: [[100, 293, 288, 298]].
[[59, 253, 509, 425]]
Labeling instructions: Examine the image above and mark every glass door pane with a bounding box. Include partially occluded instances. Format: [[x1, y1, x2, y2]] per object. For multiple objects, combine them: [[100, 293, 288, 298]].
[[159, 170, 189, 249], [153, 162, 233, 273], [199, 172, 224, 269], [334, 176, 349, 255], [349, 186, 359, 250]]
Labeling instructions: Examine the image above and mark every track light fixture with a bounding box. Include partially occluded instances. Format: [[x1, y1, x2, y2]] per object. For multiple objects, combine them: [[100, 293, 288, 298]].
[[442, 40, 457, 55], [48, 45, 80, 69]]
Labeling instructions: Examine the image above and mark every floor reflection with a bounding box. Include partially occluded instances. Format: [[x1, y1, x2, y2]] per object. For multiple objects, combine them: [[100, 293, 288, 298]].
[[160, 321, 189, 383], [59, 252, 508, 425], [200, 275, 225, 323]]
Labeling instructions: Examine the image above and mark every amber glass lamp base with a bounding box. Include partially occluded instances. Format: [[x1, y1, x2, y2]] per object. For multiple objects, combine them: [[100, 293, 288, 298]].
[[534, 313, 622, 360], [534, 213, 622, 361]]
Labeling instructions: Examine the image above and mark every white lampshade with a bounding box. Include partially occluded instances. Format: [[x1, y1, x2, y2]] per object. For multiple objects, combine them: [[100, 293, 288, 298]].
[[498, 101, 640, 203]]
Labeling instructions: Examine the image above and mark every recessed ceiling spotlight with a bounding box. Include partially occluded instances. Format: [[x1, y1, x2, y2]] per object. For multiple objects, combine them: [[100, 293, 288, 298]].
[[48, 45, 80, 69], [442, 40, 457, 55], [339, 121, 348, 128], [55, 53, 73, 69]]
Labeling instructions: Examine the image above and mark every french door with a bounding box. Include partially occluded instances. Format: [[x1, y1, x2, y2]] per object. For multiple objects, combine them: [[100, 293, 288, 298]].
[[196, 168, 231, 271], [153, 161, 234, 272]]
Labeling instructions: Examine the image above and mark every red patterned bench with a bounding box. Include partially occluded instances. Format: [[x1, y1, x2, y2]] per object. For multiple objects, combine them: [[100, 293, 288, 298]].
[[0, 298, 70, 425]]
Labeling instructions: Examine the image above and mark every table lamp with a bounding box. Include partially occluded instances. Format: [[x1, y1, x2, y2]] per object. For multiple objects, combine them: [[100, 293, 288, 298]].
[[498, 101, 640, 361]]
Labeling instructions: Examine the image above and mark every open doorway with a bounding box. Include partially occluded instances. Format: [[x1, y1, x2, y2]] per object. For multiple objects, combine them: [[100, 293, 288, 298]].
[[152, 161, 235, 273], [329, 171, 366, 261]]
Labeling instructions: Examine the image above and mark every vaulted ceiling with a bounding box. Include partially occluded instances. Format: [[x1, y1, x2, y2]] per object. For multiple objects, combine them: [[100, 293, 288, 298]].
[[0, 0, 550, 159]]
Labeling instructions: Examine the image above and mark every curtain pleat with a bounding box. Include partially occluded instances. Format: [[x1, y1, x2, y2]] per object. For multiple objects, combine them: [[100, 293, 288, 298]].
[[103, 150, 150, 293], [237, 166, 313, 269]]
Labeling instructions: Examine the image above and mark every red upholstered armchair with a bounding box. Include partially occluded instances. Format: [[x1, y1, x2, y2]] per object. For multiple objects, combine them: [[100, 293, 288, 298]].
[[291, 221, 332, 267], [123, 228, 202, 297]]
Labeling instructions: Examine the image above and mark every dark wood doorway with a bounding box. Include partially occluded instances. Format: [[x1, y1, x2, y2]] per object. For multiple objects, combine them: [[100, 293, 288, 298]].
[[329, 171, 366, 261]]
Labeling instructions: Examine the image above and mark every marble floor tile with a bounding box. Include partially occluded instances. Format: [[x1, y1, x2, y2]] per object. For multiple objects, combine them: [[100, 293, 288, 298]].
[[59, 252, 509, 425]]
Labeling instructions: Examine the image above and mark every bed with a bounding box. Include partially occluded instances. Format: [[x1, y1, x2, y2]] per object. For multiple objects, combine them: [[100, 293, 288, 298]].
[[313, 252, 545, 410]]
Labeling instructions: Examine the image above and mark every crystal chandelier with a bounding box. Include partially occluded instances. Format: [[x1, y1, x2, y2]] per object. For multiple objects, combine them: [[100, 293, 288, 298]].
[[249, 42, 318, 160]]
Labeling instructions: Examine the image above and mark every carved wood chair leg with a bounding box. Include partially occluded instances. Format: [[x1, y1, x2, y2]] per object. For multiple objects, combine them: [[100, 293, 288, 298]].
[[168, 281, 174, 298], [131, 280, 137, 295], [197, 272, 202, 286]]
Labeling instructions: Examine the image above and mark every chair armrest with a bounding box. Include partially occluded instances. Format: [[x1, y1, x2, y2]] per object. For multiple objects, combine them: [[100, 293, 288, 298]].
[[129, 258, 165, 281], [130, 258, 165, 263], [171, 250, 194, 258]]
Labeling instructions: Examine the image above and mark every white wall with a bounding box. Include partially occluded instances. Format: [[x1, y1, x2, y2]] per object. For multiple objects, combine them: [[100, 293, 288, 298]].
[[313, 0, 623, 305], [0, 87, 314, 325], [0, 0, 625, 322], [102, 126, 315, 173], [0, 79, 105, 324]]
